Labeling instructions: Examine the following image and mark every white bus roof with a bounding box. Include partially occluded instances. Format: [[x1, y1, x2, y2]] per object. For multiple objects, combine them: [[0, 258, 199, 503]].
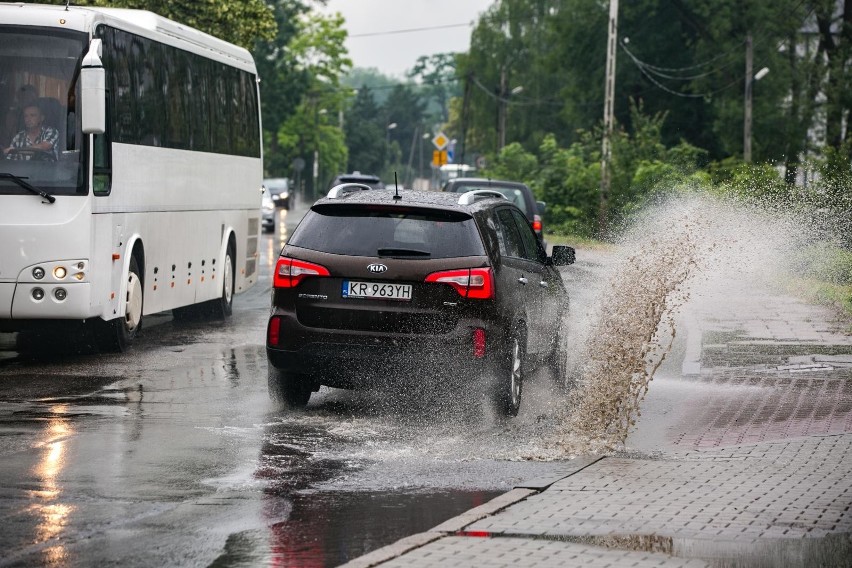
[[0, 3, 256, 72]]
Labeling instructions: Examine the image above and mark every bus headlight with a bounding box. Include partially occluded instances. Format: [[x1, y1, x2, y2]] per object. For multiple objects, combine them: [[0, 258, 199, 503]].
[[53, 266, 67, 279], [32, 288, 45, 301], [54, 288, 67, 301], [32, 267, 45, 280]]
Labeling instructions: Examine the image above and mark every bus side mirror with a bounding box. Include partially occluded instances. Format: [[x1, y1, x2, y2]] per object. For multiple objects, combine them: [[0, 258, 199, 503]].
[[81, 38, 105, 135]]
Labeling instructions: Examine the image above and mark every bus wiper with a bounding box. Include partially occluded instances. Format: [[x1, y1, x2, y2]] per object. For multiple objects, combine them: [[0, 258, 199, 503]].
[[377, 247, 431, 257], [0, 173, 55, 204]]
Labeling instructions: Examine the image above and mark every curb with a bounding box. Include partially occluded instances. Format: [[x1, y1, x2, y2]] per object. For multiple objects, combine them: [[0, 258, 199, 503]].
[[338, 456, 603, 568]]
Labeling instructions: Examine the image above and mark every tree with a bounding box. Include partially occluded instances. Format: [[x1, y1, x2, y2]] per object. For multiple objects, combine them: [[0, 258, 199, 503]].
[[344, 87, 385, 174], [253, 1, 313, 178], [407, 53, 461, 125], [812, 0, 852, 152], [274, 11, 353, 196], [42, 0, 277, 48], [381, 85, 426, 180], [342, 67, 400, 107]]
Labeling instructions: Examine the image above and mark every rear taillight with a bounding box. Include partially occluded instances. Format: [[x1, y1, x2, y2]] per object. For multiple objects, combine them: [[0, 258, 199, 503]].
[[532, 214, 543, 233], [268, 316, 281, 346], [473, 328, 486, 358], [425, 267, 493, 300], [274, 257, 330, 288]]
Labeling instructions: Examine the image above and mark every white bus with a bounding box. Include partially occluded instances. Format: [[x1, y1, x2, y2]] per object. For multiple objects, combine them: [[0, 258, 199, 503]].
[[0, 4, 262, 350]]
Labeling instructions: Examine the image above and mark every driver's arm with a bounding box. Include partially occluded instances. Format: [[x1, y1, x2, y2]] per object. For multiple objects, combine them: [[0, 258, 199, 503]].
[[33, 127, 59, 153]]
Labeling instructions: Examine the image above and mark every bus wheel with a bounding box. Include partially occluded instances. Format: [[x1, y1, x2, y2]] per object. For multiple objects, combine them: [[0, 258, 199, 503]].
[[98, 256, 143, 352], [212, 241, 235, 318]]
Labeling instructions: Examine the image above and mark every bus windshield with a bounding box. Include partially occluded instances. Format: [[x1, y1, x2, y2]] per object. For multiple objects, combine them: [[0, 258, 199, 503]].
[[0, 26, 87, 196]]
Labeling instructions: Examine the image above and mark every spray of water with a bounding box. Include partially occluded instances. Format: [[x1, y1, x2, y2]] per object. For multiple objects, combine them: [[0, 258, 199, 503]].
[[553, 192, 818, 455]]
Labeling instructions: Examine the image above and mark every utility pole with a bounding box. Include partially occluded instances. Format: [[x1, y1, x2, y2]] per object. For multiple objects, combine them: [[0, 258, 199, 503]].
[[599, 0, 618, 236], [496, 66, 507, 152], [459, 73, 473, 167], [743, 32, 753, 163]]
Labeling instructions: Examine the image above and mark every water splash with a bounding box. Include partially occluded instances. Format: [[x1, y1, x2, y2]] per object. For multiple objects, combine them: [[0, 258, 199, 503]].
[[554, 194, 812, 455]]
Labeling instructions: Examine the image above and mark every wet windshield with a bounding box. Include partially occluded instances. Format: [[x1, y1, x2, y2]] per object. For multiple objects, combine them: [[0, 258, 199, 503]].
[[0, 26, 87, 196]]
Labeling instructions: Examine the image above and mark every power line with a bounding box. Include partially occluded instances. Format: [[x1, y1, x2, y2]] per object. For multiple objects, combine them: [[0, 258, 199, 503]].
[[349, 22, 473, 38], [621, 41, 741, 99]]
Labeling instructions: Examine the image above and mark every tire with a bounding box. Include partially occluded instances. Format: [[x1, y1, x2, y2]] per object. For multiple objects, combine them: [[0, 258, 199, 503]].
[[492, 332, 525, 417], [268, 365, 311, 409], [97, 255, 143, 352], [213, 241, 236, 318], [547, 314, 570, 390]]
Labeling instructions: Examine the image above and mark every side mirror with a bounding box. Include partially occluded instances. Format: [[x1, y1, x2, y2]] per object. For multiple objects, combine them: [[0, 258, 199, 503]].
[[81, 39, 105, 135], [551, 245, 575, 266], [536, 200, 547, 214]]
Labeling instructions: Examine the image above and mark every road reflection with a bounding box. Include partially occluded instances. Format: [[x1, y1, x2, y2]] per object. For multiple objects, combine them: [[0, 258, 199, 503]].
[[30, 404, 73, 564]]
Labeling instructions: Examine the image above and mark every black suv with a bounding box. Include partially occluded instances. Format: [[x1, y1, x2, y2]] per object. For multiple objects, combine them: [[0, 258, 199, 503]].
[[442, 178, 546, 243], [266, 185, 575, 415]]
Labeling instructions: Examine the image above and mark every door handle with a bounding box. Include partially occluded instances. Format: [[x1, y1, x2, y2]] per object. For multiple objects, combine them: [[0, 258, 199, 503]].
[[539, 280, 549, 288], [518, 277, 528, 285]]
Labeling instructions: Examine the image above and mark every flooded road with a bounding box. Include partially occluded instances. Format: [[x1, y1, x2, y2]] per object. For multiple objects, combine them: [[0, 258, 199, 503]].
[[0, 201, 578, 567], [3, 195, 849, 567]]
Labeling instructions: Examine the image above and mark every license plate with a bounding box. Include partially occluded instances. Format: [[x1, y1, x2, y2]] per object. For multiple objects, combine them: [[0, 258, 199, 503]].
[[342, 280, 412, 301]]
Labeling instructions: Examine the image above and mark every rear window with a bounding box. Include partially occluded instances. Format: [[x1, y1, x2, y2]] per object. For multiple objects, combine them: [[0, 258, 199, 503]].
[[290, 206, 486, 258], [448, 184, 528, 214]]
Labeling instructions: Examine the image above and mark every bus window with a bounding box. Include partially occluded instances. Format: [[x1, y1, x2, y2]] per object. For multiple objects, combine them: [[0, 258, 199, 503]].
[[0, 26, 87, 196]]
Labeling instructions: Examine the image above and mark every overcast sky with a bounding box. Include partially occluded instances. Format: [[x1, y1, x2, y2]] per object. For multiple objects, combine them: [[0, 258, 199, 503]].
[[322, 0, 496, 78]]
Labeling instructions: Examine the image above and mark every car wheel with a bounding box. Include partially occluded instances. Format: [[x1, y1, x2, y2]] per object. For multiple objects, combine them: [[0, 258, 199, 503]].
[[97, 255, 143, 352], [268, 365, 311, 408], [493, 332, 524, 417], [547, 312, 571, 390]]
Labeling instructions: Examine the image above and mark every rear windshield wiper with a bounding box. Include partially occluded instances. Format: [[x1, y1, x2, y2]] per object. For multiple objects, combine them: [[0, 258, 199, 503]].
[[0, 173, 55, 204], [377, 247, 431, 257]]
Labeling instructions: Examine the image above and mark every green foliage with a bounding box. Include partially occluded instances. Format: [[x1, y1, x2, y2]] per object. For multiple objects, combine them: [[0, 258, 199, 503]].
[[534, 134, 600, 235], [482, 142, 539, 181], [794, 243, 852, 286], [344, 87, 384, 174], [268, 10, 353, 192], [47, 0, 277, 48], [407, 53, 461, 124]]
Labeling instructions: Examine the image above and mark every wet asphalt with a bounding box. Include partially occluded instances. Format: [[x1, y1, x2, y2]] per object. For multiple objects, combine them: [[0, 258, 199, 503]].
[[0, 197, 581, 567]]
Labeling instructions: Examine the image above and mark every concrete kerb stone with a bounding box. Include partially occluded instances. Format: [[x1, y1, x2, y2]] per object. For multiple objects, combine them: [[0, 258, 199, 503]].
[[337, 490, 537, 568], [338, 457, 603, 568]]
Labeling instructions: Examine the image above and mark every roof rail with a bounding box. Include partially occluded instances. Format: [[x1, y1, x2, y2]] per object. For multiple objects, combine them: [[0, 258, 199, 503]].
[[457, 189, 507, 205], [327, 183, 372, 199]]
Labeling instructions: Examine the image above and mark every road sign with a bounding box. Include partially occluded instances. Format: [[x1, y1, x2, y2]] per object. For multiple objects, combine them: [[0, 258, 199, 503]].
[[431, 150, 448, 167], [431, 132, 449, 150]]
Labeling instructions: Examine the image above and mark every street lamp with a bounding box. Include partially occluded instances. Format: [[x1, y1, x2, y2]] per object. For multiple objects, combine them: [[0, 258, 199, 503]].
[[496, 74, 523, 152], [385, 122, 397, 172], [419, 131, 430, 188]]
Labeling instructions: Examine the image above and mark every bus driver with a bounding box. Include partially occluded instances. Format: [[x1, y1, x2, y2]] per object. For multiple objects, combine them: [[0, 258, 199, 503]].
[[2, 104, 58, 160]]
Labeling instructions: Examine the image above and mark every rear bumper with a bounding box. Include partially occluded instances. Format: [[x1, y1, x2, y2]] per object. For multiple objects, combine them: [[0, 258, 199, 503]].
[[266, 314, 507, 388]]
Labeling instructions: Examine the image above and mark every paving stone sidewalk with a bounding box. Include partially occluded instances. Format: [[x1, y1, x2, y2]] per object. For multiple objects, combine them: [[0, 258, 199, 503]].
[[341, 276, 852, 567]]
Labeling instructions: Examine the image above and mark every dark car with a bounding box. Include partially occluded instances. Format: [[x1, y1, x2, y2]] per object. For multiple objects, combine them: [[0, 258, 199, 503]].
[[328, 171, 384, 190], [261, 192, 275, 233], [264, 177, 291, 209], [266, 184, 576, 416], [442, 178, 546, 244]]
